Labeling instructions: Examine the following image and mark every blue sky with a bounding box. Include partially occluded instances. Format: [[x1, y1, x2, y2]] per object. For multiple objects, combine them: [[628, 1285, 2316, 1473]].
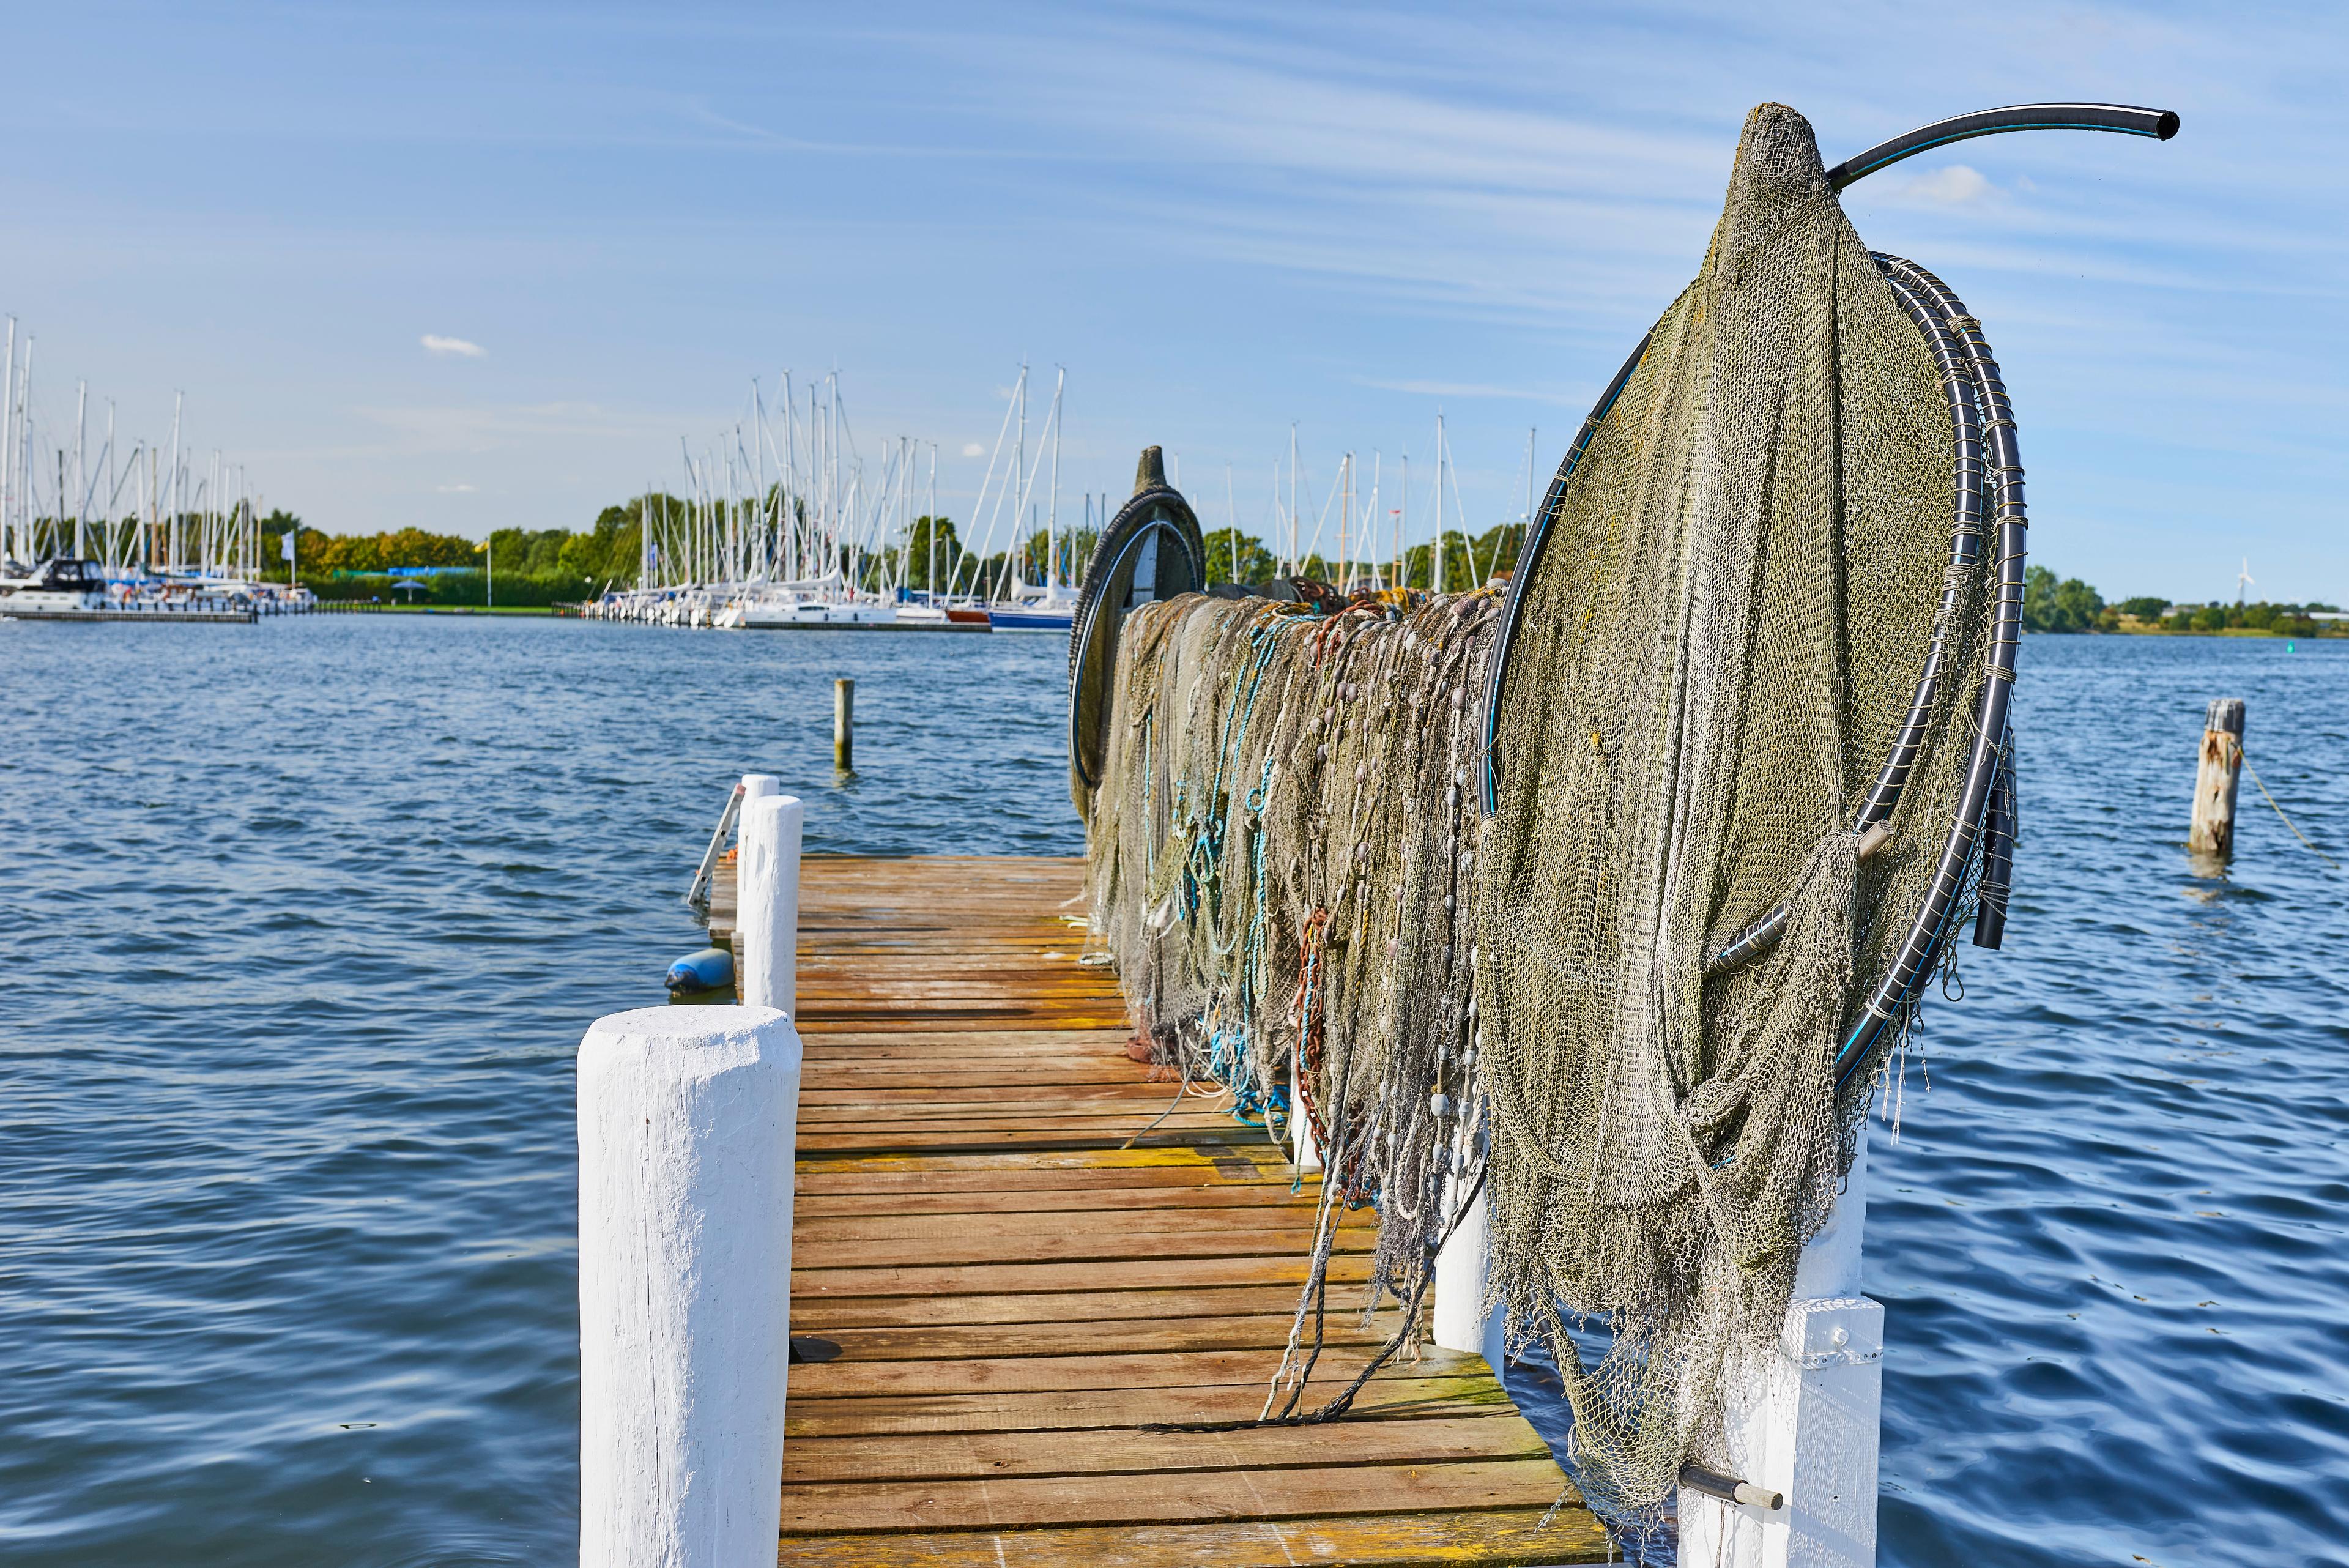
[[4, 1, 2342, 600]]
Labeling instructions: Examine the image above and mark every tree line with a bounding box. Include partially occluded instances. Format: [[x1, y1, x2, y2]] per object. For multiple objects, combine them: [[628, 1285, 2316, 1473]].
[[256, 502, 1532, 603], [2023, 566, 2339, 636]]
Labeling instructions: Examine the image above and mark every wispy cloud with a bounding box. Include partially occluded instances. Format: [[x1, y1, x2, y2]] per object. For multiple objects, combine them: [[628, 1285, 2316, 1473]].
[[960, 442, 985, 457], [436, 482, 477, 493], [421, 334, 487, 358], [1885, 165, 1992, 207]]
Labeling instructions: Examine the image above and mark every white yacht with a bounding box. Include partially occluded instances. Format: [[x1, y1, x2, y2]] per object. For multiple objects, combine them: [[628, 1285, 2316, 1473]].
[[0, 560, 257, 623]]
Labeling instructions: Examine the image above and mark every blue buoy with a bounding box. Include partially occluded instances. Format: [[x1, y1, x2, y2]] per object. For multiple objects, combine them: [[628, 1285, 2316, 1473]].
[[666, 946, 735, 995]]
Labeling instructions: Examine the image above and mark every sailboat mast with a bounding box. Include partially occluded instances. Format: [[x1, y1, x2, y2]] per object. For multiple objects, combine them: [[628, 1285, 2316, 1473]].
[[1433, 413, 1446, 591], [752, 382, 766, 580], [1398, 453, 1408, 588], [1046, 368, 1063, 590], [0, 318, 14, 565], [18, 338, 34, 561], [72, 380, 87, 560], [104, 401, 117, 570], [1012, 365, 1025, 597], [162, 391, 179, 571], [1287, 423, 1298, 575], [1525, 425, 1537, 529]]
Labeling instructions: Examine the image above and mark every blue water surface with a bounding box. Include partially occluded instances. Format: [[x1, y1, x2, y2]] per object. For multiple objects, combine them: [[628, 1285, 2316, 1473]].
[[0, 618, 2343, 1566]]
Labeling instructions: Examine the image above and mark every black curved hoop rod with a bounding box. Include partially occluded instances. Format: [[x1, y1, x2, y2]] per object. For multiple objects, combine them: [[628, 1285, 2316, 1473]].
[[1475, 333, 1649, 815], [1833, 253, 2029, 1088], [1066, 504, 1204, 791], [1825, 103, 2177, 190]]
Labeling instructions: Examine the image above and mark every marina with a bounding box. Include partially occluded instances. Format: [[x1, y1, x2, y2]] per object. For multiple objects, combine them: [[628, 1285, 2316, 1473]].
[[0, 320, 308, 623]]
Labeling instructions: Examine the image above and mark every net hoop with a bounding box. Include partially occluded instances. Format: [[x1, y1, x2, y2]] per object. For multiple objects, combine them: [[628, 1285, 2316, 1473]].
[[1067, 453, 1206, 807]]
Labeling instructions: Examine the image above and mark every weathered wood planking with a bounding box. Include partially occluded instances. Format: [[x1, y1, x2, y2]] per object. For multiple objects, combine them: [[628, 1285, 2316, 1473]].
[[779, 856, 1605, 1566]]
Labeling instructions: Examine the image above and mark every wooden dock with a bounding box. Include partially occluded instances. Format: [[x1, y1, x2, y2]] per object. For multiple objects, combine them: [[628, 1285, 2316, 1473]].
[[768, 855, 1606, 1566]]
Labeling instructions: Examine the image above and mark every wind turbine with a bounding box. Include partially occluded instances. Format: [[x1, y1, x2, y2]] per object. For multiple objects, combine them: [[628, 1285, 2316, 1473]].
[[2238, 558, 2255, 604]]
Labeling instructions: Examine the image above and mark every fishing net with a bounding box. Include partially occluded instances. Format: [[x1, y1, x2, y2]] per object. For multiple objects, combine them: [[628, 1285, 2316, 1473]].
[[1083, 584, 1501, 1359], [1080, 100, 2015, 1530], [1474, 102, 1986, 1520]]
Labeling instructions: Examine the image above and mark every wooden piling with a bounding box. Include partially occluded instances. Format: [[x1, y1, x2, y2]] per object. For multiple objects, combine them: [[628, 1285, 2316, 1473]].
[[834, 678, 855, 772], [2189, 698, 2246, 857]]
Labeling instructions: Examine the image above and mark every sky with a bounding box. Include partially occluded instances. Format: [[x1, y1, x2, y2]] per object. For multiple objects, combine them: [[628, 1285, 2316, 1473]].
[[2, 1, 2343, 601]]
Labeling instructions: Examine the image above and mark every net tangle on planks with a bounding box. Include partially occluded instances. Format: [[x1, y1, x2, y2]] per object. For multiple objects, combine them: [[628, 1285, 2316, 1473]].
[[1074, 101, 2049, 1526]]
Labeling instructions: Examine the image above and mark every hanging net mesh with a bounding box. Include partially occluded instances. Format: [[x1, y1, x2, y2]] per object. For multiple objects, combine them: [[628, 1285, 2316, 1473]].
[[1080, 102, 2005, 1527]]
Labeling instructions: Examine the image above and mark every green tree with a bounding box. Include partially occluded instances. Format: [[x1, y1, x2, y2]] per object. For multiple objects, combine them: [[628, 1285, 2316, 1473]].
[[2022, 565, 2104, 632], [899, 515, 963, 591], [1473, 521, 1528, 579], [1399, 530, 1485, 592], [2120, 596, 2168, 620], [1204, 528, 1277, 586]]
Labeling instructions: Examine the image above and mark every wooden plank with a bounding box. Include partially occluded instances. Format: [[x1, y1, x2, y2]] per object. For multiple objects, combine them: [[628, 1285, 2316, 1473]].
[[789, 1284, 1343, 1331], [792, 1209, 1371, 1245], [770, 1509, 1609, 1567], [790, 1227, 1369, 1271], [793, 1252, 1379, 1301], [790, 1345, 1462, 1400], [793, 1098, 1235, 1126], [796, 1312, 1401, 1362], [781, 1414, 1547, 1484], [794, 1127, 1270, 1155], [798, 1080, 1197, 1104], [793, 1164, 1295, 1195], [782, 1458, 1573, 1534], [795, 1186, 1320, 1218], [783, 1374, 1521, 1438]]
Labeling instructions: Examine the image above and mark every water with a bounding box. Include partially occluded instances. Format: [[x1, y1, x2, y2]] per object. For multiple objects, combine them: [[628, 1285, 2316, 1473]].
[[2, 620, 2343, 1566]]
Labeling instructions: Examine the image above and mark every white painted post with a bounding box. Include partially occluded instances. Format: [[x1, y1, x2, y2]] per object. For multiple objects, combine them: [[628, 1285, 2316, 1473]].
[[738, 795, 804, 1016], [577, 1005, 801, 1568], [1431, 1172, 1506, 1373], [740, 771, 779, 805], [1290, 1042, 1321, 1173], [1679, 1137, 1881, 1568]]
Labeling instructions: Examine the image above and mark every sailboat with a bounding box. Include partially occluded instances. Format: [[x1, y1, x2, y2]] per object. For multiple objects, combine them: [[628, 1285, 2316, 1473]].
[[984, 368, 1079, 631]]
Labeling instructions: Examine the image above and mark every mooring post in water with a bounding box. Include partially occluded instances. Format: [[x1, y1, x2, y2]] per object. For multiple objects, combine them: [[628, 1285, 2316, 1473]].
[[577, 1005, 800, 1568], [1678, 1137, 1882, 1568], [2189, 698, 2246, 858], [834, 678, 855, 771], [739, 793, 804, 1016]]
